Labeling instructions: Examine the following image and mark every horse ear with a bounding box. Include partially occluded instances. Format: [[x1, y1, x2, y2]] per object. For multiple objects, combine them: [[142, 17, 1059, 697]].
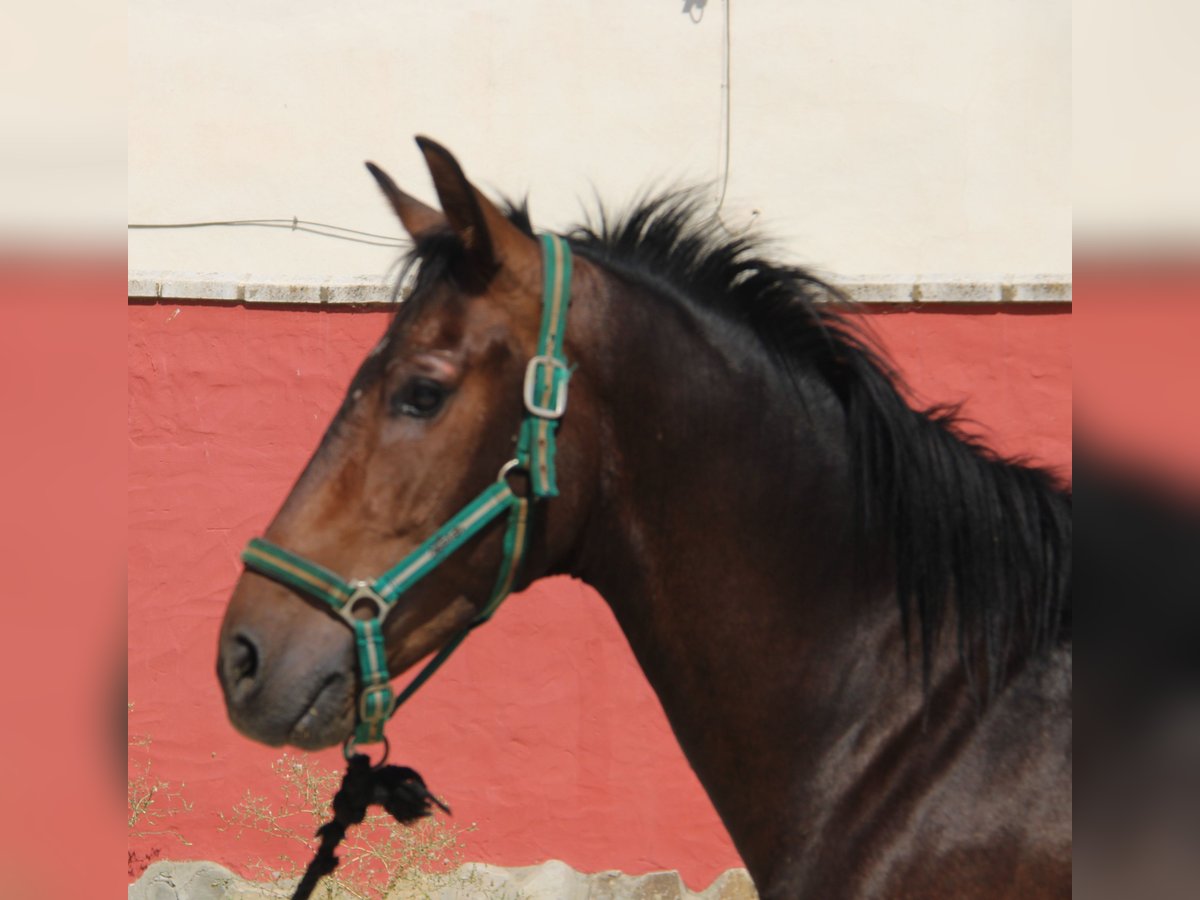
[[364, 161, 446, 238], [414, 135, 537, 283]]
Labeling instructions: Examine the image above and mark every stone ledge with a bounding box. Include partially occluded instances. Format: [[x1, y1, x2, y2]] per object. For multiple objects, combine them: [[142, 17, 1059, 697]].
[[129, 271, 1071, 307], [128, 272, 395, 306], [128, 859, 760, 899], [838, 274, 1072, 304]]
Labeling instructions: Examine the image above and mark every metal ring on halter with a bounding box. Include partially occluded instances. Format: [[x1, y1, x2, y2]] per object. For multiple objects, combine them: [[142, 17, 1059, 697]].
[[343, 734, 390, 767], [340, 580, 388, 626], [497, 458, 532, 498]]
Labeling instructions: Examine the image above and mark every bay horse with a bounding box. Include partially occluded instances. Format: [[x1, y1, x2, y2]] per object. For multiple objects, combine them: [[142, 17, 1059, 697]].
[[217, 137, 1072, 898]]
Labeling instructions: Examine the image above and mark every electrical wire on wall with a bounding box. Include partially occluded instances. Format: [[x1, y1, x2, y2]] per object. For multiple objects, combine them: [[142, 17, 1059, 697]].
[[711, 0, 757, 236], [128, 218, 405, 248], [714, 0, 732, 216], [129, 217, 415, 293], [131, 3, 752, 245]]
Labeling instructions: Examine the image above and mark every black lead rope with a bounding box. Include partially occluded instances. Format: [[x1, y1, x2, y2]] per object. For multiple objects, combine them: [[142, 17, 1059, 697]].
[[290, 754, 450, 900]]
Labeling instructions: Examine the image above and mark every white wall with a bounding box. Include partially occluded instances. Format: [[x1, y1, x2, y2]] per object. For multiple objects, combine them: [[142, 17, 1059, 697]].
[[129, 1, 1070, 279]]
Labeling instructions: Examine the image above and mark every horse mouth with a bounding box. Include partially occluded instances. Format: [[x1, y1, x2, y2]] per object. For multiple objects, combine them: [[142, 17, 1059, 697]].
[[287, 672, 355, 749]]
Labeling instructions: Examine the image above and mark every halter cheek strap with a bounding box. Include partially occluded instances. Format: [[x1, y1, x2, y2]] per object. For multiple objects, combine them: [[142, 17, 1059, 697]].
[[241, 233, 573, 746]]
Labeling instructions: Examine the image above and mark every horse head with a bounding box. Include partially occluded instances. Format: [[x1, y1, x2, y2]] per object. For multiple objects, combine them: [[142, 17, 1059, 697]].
[[216, 138, 597, 749]]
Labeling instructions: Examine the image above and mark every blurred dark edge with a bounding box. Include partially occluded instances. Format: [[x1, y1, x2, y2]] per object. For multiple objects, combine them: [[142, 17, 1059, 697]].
[[1074, 259, 1200, 899]]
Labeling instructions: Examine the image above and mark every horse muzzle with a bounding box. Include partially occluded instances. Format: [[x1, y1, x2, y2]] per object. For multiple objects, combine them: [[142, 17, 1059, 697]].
[[217, 581, 358, 749]]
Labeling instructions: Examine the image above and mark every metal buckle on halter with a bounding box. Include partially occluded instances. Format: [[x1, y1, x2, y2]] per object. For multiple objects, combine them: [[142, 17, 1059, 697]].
[[340, 580, 387, 626], [522, 354, 569, 419], [358, 681, 394, 723]]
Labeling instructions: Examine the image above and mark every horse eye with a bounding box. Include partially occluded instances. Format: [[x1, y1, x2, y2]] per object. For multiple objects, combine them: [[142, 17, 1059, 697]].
[[392, 378, 447, 418]]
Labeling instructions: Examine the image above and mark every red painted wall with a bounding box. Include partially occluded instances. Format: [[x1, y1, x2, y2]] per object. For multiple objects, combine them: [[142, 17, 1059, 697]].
[[1, 258, 127, 900], [127, 302, 1070, 888]]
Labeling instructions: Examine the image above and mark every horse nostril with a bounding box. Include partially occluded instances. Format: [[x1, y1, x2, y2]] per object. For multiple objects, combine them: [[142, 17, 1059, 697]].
[[221, 631, 261, 701], [232, 634, 259, 680]]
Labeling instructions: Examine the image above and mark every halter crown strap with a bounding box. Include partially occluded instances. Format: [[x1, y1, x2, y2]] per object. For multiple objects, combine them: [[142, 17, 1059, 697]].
[[519, 233, 574, 497], [241, 234, 573, 745]]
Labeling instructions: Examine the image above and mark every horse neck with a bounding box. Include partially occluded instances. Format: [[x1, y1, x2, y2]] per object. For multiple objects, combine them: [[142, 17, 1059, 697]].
[[562, 275, 940, 883]]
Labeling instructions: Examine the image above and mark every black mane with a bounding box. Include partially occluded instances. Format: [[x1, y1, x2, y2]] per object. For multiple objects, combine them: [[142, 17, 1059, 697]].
[[405, 191, 1073, 696]]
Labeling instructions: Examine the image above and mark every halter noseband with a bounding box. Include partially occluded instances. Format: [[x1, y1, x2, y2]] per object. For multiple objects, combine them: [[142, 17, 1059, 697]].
[[240, 234, 573, 747]]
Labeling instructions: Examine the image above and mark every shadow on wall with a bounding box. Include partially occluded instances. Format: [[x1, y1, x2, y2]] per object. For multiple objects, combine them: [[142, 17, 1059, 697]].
[[683, 0, 709, 23]]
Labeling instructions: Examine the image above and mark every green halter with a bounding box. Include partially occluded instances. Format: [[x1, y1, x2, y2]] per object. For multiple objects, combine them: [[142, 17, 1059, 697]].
[[241, 233, 573, 747]]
